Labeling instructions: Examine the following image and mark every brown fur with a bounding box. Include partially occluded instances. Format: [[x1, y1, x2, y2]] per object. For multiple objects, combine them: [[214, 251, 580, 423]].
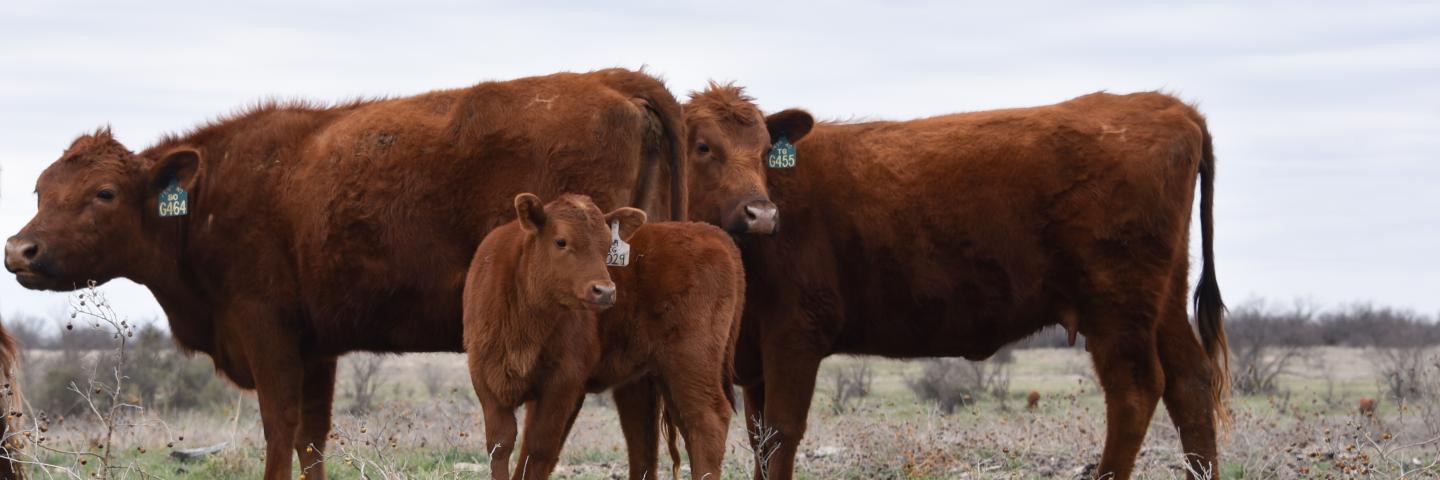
[[464, 194, 741, 480], [0, 323, 21, 480], [3, 69, 687, 480], [686, 86, 1229, 480], [1026, 390, 1041, 411]]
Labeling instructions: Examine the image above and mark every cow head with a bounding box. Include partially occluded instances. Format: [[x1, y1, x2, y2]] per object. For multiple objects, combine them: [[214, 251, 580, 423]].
[[684, 82, 813, 236], [511, 193, 645, 312], [5, 128, 202, 291]]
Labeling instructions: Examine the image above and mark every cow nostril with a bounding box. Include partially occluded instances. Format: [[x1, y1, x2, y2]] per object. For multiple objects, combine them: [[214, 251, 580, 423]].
[[745, 206, 760, 220], [21, 243, 38, 260]]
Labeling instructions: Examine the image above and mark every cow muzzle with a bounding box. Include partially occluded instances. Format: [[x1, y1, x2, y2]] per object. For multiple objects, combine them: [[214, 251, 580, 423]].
[[584, 281, 616, 311], [4, 236, 40, 275], [738, 200, 779, 235]]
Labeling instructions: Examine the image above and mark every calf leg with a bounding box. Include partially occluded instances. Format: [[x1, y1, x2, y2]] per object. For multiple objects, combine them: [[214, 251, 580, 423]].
[[1158, 311, 1219, 478], [296, 357, 337, 480], [1088, 318, 1165, 479], [480, 400, 518, 480], [658, 367, 731, 479], [614, 379, 661, 480], [513, 383, 586, 480]]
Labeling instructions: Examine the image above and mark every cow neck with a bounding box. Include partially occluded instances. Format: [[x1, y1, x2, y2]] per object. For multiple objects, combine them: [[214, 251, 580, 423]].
[[133, 212, 215, 352]]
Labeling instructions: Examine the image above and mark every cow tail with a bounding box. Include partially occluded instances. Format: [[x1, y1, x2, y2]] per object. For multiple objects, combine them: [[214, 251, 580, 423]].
[[635, 87, 687, 221], [0, 324, 23, 479], [660, 404, 682, 480], [1193, 122, 1230, 430]]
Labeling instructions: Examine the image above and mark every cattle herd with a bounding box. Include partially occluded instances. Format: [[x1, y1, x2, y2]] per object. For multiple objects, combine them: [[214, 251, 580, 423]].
[[2, 68, 1229, 480]]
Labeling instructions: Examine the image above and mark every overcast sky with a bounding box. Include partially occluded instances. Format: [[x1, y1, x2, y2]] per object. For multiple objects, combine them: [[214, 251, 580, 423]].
[[2, 1, 1438, 323]]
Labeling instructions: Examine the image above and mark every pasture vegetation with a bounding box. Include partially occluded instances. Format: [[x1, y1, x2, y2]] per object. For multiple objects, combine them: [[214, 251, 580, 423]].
[[3, 290, 1439, 478]]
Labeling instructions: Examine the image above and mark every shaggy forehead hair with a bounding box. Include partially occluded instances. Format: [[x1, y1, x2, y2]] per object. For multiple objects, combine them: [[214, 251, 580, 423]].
[[58, 126, 140, 174], [686, 81, 761, 126], [546, 194, 603, 226]]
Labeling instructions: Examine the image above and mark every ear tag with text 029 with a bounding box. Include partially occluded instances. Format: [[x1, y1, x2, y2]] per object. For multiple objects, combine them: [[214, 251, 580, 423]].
[[767, 136, 797, 169], [158, 176, 189, 217], [606, 220, 630, 267]]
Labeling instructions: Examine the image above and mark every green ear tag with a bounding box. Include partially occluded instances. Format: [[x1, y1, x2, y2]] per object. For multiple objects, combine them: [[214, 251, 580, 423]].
[[767, 136, 796, 169], [158, 176, 188, 217]]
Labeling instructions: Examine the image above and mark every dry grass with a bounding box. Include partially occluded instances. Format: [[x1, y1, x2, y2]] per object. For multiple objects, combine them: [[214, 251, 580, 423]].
[[8, 347, 1439, 478]]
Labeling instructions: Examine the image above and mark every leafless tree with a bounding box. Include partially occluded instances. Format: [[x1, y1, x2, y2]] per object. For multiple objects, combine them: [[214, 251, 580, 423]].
[[345, 353, 388, 414]]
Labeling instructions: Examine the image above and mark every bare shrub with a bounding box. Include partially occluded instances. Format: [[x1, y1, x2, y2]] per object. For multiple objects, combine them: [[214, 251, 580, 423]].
[[824, 357, 873, 414], [345, 353, 389, 414], [1227, 299, 1316, 395], [5, 282, 169, 478], [907, 348, 1013, 414], [1370, 347, 1437, 403]]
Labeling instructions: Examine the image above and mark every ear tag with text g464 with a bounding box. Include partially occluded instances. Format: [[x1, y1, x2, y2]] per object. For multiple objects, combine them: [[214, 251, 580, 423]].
[[606, 220, 630, 267], [767, 136, 797, 169], [158, 176, 188, 217]]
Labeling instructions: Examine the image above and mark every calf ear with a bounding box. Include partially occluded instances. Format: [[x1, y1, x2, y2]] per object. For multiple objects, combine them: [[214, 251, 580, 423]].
[[514, 193, 546, 234], [149, 147, 203, 193], [604, 207, 647, 242], [765, 109, 815, 144]]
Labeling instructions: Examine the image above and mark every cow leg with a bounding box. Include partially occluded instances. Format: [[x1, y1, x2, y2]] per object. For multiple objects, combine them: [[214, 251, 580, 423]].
[[1158, 310, 1219, 478], [238, 307, 305, 480], [741, 383, 767, 480], [295, 356, 337, 480], [513, 383, 585, 480], [760, 351, 822, 480], [614, 379, 661, 480], [1088, 315, 1165, 479]]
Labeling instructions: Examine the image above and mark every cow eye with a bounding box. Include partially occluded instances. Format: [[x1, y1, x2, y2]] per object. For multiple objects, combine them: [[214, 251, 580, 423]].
[[554, 238, 567, 249], [96, 189, 116, 201], [697, 143, 710, 154]]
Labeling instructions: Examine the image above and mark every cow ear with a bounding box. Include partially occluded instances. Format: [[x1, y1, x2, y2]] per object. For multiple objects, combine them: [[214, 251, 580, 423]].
[[604, 207, 647, 242], [765, 109, 815, 144], [149, 148, 203, 193], [514, 193, 546, 234]]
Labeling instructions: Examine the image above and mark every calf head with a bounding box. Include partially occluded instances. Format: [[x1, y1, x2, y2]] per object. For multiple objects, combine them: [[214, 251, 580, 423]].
[[5, 128, 202, 291], [511, 193, 646, 312], [684, 82, 813, 236]]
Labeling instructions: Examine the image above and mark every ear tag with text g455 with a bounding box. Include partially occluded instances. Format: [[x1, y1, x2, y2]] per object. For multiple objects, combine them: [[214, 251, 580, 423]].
[[767, 136, 797, 169], [158, 176, 188, 217], [606, 220, 630, 267]]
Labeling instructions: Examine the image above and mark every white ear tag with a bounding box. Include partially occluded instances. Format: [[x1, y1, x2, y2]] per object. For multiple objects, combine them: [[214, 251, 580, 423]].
[[606, 220, 630, 267]]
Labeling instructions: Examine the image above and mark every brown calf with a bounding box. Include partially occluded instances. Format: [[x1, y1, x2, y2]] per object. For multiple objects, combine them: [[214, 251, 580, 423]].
[[4, 69, 687, 480], [1026, 391, 1041, 411], [1359, 397, 1377, 417], [684, 85, 1228, 480], [464, 194, 741, 480]]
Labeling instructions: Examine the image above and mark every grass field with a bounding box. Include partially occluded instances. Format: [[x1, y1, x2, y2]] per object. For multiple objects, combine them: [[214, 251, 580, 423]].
[[10, 347, 1440, 479]]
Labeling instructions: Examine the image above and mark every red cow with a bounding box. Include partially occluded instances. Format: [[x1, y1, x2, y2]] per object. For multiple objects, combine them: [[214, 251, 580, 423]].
[[683, 84, 1229, 480], [4, 69, 688, 480]]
